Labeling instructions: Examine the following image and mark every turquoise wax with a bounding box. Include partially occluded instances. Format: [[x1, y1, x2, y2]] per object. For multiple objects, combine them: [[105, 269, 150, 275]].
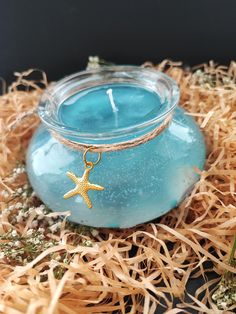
[[58, 83, 163, 133], [27, 69, 206, 228]]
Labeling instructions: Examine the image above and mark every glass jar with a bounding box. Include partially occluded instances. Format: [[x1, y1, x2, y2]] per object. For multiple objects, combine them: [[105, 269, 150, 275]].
[[26, 66, 205, 228]]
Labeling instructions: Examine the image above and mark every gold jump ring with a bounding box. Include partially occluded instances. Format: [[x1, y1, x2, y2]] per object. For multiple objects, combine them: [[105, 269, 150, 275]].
[[83, 147, 102, 166]]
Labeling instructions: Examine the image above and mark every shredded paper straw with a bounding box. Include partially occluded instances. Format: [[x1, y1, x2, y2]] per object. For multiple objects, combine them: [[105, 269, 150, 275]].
[[0, 61, 235, 313]]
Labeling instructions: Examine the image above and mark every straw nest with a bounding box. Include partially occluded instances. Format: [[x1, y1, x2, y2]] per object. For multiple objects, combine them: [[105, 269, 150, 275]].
[[0, 61, 235, 313]]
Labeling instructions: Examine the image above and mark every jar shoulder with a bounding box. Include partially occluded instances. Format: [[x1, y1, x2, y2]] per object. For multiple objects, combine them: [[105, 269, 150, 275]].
[[30, 106, 203, 148], [26, 106, 206, 228]]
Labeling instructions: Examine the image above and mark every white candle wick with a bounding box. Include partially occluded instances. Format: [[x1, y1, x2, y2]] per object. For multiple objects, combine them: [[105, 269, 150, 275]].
[[106, 88, 119, 113]]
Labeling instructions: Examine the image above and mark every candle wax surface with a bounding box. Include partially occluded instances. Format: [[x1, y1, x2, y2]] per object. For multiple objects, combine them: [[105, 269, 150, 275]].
[[58, 84, 164, 133]]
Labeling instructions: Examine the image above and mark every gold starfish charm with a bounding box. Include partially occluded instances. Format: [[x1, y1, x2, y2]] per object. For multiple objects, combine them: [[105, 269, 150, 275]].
[[63, 161, 104, 209]]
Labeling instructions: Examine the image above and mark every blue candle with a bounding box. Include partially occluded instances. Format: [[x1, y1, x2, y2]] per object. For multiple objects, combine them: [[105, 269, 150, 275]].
[[58, 83, 162, 133], [27, 66, 206, 228]]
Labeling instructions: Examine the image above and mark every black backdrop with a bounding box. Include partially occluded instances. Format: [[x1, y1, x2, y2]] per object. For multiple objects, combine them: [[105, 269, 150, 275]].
[[0, 0, 236, 83]]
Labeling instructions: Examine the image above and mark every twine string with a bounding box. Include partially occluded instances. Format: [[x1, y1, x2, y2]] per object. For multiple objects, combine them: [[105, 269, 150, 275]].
[[50, 114, 172, 153], [6, 107, 172, 153]]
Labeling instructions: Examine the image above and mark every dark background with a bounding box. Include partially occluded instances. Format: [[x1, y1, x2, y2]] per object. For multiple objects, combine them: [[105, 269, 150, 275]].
[[0, 0, 235, 83]]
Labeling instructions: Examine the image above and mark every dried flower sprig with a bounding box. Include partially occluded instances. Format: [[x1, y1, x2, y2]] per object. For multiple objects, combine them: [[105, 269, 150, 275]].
[[0, 229, 57, 265], [192, 67, 235, 88], [212, 235, 236, 310], [86, 56, 114, 70]]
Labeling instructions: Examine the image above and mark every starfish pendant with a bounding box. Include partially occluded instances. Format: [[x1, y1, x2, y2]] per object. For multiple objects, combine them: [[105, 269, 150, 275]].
[[63, 166, 104, 209]]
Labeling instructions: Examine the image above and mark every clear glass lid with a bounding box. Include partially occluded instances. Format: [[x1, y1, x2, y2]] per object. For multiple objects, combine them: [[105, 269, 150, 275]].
[[38, 66, 180, 143]]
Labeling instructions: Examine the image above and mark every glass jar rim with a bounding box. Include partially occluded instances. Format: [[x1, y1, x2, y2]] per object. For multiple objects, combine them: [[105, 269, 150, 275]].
[[38, 65, 180, 142]]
